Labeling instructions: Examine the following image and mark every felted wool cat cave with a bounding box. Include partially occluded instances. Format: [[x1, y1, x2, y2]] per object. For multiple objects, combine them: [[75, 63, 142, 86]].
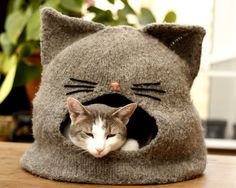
[[21, 7, 206, 184]]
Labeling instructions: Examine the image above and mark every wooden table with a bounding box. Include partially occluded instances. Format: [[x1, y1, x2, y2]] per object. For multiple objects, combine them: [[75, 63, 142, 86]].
[[206, 138, 236, 155], [0, 142, 236, 188]]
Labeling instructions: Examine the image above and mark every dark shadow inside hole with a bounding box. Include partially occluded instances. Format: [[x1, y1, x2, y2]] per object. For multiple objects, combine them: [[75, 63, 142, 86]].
[[60, 94, 158, 148]]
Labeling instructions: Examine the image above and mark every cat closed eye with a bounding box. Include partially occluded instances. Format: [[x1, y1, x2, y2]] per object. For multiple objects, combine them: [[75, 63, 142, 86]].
[[85, 132, 94, 138], [107, 134, 116, 139]]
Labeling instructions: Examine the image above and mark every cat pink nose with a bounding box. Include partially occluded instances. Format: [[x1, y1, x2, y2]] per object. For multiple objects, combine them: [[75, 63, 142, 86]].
[[96, 148, 104, 154]]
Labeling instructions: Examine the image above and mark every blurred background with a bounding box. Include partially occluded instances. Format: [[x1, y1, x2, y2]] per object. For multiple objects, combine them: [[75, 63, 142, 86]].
[[0, 0, 236, 152]]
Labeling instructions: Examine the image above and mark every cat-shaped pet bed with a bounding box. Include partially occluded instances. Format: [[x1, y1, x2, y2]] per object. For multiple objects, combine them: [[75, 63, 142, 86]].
[[21, 7, 206, 184]]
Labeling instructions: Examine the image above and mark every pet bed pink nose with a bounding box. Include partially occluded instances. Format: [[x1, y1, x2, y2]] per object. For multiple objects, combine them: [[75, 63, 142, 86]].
[[111, 82, 121, 92]]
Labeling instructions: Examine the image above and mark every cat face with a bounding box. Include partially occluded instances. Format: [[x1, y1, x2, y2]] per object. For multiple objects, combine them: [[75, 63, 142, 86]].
[[67, 97, 137, 158]]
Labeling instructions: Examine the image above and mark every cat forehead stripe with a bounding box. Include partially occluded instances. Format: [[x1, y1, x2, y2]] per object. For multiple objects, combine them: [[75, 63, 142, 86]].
[[92, 116, 106, 137], [94, 116, 105, 128]]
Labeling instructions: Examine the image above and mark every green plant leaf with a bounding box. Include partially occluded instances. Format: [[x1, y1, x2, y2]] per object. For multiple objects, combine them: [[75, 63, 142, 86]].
[[17, 43, 34, 61], [163, 11, 176, 23], [43, 0, 61, 8], [87, 6, 103, 14], [0, 53, 4, 72], [5, 10, 30, 44], [29, 0, 44, 11], [7, 0, 25, 14], [0, 33, 13, 56], [26, 10, 40, 41], [108, 0, 115, 4], [60, 0, 83, 12], [117, 9, 129, 25], [88, 6, 114, 24], [138, 8, 156, 25], [0, 55, 17, 75], [94, 10, 114, 24], [120, 0, 136, 15], [0, 55, 17, 103], [14, 62, 42, 87]]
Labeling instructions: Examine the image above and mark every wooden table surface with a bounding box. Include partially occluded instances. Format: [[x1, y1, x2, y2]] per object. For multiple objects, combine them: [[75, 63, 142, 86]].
[[0, 142, 236, 188]]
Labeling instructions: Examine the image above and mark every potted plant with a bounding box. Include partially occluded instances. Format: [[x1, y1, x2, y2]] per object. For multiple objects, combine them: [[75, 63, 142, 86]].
[[0, 0, 176, 105]]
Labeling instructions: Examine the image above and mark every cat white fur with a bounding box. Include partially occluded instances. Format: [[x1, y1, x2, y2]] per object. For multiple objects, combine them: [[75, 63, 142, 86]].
[[121, 139, 139, 151], [86, 116, 124, 157]]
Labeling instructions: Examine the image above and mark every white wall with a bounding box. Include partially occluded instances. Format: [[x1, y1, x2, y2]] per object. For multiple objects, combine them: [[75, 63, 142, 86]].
[[209, 58, 236, 138], [212, 0, 236, 60], [207, 0, 236, 138]]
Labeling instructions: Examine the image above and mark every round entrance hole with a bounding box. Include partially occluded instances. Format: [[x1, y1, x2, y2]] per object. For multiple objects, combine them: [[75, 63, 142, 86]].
[[61, 94, 158, 148]]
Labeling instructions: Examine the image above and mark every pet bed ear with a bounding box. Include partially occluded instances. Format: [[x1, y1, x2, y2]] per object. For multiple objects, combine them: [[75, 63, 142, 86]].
[[142, 24, 205, 82], [40, 7, 105, 65]]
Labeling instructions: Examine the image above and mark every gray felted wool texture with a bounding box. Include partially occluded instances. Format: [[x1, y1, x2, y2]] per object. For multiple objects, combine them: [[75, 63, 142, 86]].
[[20, 7, 206, 184]]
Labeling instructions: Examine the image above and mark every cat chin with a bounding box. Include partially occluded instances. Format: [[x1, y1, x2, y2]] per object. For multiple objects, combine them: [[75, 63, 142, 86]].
[[92, 153, 106, 158], [89, 150, 110, 158]]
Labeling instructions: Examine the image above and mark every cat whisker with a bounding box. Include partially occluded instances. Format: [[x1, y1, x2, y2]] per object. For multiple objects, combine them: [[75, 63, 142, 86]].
[[131, 87, 166, 93], [134, 92, 161, 101], [66, 89, 93, 95], [70, 78, 97, 85], [78, 150, 89, 155]]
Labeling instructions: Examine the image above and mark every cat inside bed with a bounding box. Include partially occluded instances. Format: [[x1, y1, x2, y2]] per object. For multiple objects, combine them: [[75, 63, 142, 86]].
[[64, 97, 139, 158]]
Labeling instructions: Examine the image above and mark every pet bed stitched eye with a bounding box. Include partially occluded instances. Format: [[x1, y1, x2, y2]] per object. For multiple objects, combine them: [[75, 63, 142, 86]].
[[20, 7, 206, 185]]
